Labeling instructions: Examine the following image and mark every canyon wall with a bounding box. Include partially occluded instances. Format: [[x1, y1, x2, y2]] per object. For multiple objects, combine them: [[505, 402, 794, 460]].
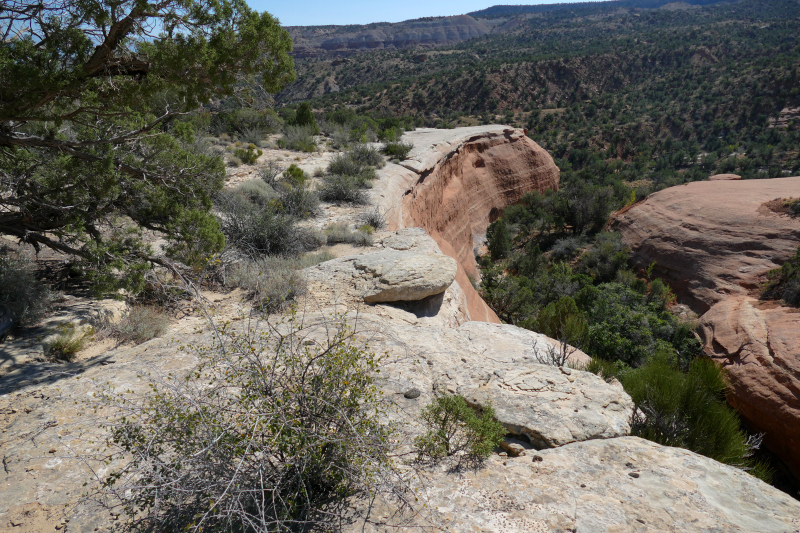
[[288, 15, 494, 58], [610, 177, 800, 478], [373, 126, 560, 322]]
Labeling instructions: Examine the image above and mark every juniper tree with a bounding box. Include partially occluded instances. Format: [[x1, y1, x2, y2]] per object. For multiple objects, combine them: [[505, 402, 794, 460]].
[[0, 0, 295, 293]]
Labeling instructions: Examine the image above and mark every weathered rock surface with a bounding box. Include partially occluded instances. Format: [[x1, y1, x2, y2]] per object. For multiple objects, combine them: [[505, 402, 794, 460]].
[[347, 437, 800, 533], [354, 251, 457, 303], [700, 296, 800, 478], [611, 176, 800, 312], [611, 176, 800, 478], [709, 173, 742, 180], [373, 126, 560, 322]]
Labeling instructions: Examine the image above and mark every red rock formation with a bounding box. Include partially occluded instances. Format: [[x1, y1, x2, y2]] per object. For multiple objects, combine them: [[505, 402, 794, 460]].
[[396, 127, 560, 322], [699, 297, 800, 477], [610, 177, 800, 313], [611, 176, 800, 477]]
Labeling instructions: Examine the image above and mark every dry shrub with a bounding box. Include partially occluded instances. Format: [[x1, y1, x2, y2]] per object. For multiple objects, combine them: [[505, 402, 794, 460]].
[[94, 313, 412, 532], [111, 306, 170, 344]]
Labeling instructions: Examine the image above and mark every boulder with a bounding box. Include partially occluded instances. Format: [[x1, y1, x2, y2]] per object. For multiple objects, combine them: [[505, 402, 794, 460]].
[[354, 251, 457, 303], [709, 173, 742, 180], [347, 437, 800, 533], [611, 176, 800, 477]]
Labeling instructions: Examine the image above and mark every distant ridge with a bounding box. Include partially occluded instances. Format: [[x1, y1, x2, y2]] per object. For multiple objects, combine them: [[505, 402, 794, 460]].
[[468, 0, 728, 18]]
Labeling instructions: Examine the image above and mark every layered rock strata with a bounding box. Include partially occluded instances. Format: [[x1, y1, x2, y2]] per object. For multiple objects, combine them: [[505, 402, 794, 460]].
[[372, 126, 560, 322], [610, 176, 800, 477]]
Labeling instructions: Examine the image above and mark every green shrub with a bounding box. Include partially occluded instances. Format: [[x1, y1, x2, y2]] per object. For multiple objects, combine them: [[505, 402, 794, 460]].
[[111, 306, 170, 344], [233, 143, 263, 164], [216, 191, 316, 258], [788, 198, 800, 217], [383, 141, 413, 160], [282, 163, 307, 187], [319, 174, 367, 204], [280, 125, 317, 152], [292, 102, 319, 134], [0, 247, 52, 327], [414, 394, 506, 463], [619, 352, 772, 482], [536, 296, 588, 347], [97, 313, 405, 531], [762, 246, 800, 307], [486, 218, 511, 260]]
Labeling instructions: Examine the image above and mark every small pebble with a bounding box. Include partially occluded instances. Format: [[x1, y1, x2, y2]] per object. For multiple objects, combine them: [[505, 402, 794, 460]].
[[403, 388, 421, 399], [48, 448, 57, 454], [628, 472, 640, 478], [532, 455, 543, 462]]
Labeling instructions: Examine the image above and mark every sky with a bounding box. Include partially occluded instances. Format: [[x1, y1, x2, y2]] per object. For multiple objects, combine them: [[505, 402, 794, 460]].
[[250, 0, 595, 27]]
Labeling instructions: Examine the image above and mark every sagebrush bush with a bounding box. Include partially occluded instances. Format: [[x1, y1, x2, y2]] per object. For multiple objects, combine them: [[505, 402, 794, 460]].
[[348, 143, 385, 168], [327, 152, 363, 177], [279, 125, 317, 152], [549, 236, 585, 262], [275, 183, 320, 219], [579, 232, 629, 282], [111, 306, 170, 344], [216, 191, 316, 258], [235, 179, 276, 206], [360, 207, 387, 230], [382, 140, 413, 160], [324, 223, 373, 246], [414, 394, 506, 464], [96, 313, 408, 532], [319, 174, 367, 204], [225, 257, 307, 313], [0, 247, 52, 327]]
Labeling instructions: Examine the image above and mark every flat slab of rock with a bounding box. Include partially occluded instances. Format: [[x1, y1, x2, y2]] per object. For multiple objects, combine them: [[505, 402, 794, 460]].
[[347, 436, 800, 533], [354, 251, 457, 303], [366, 319, 631, 449]]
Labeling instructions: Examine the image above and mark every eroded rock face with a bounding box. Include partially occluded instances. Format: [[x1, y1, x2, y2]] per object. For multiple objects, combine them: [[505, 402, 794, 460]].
[[373, 126, 560, 322], [611, 176, 800, 477], [700, 296, 800, 477], [288, 15, 492, 57], [610, 176, 800, 312], [347, 436, 800, 533]]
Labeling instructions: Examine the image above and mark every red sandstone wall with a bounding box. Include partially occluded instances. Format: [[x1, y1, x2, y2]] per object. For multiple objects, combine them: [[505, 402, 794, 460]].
[[402, 130, 560, 322]]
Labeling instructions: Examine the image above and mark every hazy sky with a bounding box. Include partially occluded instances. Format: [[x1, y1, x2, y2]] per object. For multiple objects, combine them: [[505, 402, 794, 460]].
[[251, 0, 593, 27]]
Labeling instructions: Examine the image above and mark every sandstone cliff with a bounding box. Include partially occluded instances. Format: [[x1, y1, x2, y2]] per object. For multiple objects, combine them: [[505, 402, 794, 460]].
[[610, 176, 800, 478], [372, 126, 560, 323]]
